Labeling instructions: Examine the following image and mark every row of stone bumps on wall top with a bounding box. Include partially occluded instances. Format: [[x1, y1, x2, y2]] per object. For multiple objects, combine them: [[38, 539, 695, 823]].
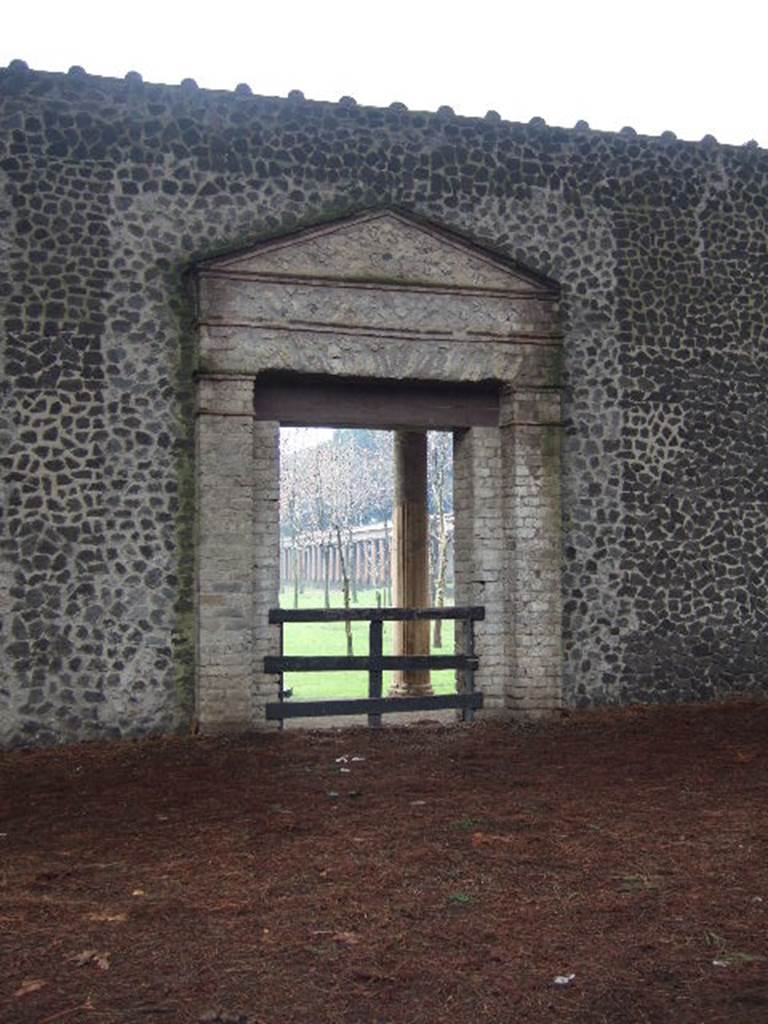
[[0, 59, 762, 150]]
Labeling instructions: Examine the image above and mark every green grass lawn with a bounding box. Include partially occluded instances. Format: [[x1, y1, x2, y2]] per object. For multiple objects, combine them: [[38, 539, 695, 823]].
[[279, 586, 457, 700]]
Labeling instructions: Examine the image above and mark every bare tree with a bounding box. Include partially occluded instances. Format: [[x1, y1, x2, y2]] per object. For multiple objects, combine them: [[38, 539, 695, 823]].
[[320, 440, 364, 655], [306, 445, 334, 609], [362, 434, 393, 604], [429, 432, 452, 646], [279, 434, 311, 608]]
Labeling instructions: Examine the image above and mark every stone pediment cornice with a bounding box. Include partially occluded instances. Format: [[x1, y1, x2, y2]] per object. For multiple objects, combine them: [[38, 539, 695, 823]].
[[197, 210, 559, 297]]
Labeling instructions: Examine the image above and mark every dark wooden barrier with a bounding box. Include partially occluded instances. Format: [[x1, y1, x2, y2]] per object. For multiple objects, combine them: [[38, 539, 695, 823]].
[[264, 606, 484, 728]]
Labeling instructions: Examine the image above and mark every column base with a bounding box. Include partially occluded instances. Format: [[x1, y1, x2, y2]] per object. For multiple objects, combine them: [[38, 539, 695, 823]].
[[387, 679, 434, 698]]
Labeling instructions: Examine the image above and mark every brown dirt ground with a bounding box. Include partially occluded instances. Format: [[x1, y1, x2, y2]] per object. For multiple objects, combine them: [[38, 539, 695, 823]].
[[2, 700, 768, 1024]]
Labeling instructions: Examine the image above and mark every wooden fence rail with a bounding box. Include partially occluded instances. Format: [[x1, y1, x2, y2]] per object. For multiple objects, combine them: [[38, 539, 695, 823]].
[[264, 605, 484, 728]]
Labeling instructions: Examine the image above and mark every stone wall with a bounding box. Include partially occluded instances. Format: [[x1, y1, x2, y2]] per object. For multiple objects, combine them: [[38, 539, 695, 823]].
[[2, 62, 767, 746]]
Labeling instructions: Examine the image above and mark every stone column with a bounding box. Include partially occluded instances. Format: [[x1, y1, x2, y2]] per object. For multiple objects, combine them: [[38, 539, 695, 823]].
[[501, 389, 563, 715], [196, 378, 279, 730], [453, 426, 506, 710], [390, 430, 432, 696], [252, 419, 281, 720]]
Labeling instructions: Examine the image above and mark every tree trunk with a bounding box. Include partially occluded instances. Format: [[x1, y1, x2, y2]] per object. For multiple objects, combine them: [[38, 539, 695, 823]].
[[433, 525, 449, 647], [336, 525, 354, 656], [432, 491, 449, 646], [430, 435, 450, 647], [323, 544, 330, 609]]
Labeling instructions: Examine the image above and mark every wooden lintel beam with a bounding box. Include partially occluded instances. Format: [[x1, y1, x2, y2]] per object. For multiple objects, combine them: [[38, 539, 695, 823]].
[[253, 378, 499, 429]]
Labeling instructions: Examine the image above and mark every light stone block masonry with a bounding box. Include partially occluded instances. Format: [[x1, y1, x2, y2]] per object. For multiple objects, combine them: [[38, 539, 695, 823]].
[[195, 211, 562, 730]]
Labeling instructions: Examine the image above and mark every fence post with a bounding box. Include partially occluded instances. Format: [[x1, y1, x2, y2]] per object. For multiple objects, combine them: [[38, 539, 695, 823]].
[[278, 621, 285, 730], [462, 615, 475, 723], [368, 618, 383, 729]]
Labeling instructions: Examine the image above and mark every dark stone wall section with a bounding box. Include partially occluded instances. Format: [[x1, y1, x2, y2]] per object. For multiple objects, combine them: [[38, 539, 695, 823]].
[[1, 64, 767, 745]]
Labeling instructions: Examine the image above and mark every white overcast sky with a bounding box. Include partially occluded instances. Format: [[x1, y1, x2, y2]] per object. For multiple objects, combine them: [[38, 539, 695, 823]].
[[4, 0, 767, 147]]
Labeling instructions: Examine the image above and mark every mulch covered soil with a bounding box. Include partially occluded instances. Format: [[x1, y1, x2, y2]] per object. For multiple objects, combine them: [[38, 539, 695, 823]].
[[2, 701, 768, 1024]]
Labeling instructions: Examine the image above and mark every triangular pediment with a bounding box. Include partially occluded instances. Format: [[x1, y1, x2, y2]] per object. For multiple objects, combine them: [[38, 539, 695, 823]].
[[200, 211, 555, 294]]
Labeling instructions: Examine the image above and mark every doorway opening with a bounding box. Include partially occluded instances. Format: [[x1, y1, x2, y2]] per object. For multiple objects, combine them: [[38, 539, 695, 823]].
[[278, 425, 457, 717]]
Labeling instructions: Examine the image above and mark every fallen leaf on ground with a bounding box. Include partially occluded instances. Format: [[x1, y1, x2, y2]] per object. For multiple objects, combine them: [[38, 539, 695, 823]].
[[471, 831, 516, 847], [86, 911, 127, 923], [448, 892, 473, 905], [14, 979, 46, 998], [331, 931, 361, 944], [734, 749, 759, 763], [69, 949, 111, 970], [210, 901, 248, 914], [616, 874, 660, 892], [553, 973, 576, 987], [353, 969, 396, 982], [712, 952, 765, 967]]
